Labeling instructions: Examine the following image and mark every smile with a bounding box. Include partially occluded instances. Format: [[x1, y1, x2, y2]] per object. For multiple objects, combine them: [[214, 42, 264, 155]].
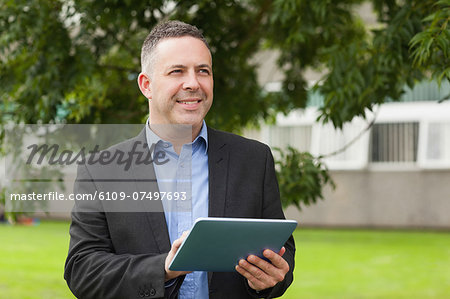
[[177, 100, 201, 105]]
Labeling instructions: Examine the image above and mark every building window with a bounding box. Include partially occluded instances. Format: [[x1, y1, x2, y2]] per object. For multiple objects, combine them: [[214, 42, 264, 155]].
[[370, 122, 419, 163], [423, 122, 450, 167], [314, 121, 370, 169], [268, 125, 312, 152]]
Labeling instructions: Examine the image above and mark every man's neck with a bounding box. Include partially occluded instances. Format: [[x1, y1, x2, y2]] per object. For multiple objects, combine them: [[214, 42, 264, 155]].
[[148, 123, 202, 155]]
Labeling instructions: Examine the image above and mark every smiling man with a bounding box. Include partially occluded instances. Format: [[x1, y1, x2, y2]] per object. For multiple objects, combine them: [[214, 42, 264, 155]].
[[138, 32, 213, 146], [65, 21, 295, 299]]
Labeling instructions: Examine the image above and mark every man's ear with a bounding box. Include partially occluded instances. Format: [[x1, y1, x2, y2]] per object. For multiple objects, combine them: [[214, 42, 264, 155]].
[[137, 72, 152, 99]]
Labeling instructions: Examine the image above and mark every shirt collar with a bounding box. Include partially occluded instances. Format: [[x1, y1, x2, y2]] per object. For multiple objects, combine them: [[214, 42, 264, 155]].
[[145, 119, 208, 154], [195, 120, 209, 154]]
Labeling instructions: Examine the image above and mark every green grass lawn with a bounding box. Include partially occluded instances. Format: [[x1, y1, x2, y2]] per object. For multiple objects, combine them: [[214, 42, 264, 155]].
[[0, 220, 75, 299], [0, 221, 449, 299], [283, 229, 450, 299]]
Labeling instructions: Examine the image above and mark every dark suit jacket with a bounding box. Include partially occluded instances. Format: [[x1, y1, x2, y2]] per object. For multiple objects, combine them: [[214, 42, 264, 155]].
[[64, 127, 295, 299]]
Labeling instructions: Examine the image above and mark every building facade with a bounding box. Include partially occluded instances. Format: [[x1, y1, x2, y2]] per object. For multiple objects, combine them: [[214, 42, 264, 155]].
[[246, 80, 450, 228]]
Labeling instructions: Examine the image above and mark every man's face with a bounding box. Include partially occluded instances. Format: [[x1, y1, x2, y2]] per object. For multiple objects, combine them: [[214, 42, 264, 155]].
[[144, 36, 213, 132]]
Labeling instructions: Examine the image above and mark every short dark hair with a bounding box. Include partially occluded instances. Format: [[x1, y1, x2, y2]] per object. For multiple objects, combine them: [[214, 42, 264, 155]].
[[140, 20, 210, 73]]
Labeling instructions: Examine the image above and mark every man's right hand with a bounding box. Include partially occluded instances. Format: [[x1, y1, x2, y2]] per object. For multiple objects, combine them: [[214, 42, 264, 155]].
[[164, 231, 192, 281]]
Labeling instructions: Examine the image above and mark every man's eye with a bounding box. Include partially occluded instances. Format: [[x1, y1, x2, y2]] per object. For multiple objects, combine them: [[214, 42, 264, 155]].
[[170, 69, 182, 74], [199, 69, 210, 75]]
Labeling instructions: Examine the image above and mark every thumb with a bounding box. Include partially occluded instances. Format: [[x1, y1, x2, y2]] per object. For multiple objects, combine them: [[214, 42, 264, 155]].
[[172, 230, 189, 251]]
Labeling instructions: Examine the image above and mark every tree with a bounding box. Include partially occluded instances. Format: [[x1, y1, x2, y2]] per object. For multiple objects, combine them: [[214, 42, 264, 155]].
[[1, 0, 449, 212]]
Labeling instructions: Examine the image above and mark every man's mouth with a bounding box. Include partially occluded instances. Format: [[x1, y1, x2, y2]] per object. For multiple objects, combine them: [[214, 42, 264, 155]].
[[176, 100, 202, 105]]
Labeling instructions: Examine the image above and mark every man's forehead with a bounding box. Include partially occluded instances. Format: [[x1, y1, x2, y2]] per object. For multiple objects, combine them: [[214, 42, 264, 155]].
[[155, 36, 212, 61]]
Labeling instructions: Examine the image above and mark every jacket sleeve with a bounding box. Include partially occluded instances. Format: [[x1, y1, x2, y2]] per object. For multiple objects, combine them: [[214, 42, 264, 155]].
[[64, 164, 182, 299]]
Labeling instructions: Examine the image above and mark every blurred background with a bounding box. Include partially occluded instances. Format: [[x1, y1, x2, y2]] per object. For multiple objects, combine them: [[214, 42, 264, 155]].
[[1, 0, 449, 298]]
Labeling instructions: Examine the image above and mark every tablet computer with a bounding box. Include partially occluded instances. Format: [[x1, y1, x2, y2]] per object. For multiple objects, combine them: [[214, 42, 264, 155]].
[[168, 217, 297, 272]]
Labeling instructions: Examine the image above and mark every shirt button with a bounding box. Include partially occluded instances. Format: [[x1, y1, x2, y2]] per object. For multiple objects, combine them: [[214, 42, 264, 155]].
[[149, 288, 156, 296]]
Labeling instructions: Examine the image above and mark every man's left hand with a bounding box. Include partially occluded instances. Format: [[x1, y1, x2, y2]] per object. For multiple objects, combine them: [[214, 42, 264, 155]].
[[235, 247, 289, 292]]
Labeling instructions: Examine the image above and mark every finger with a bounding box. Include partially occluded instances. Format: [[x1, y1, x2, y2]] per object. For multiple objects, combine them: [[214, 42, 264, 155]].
[[278, 247, 286, 257], [246, 254, 287, 284], [239, 258, 271, 283], [263, 249, 289, 270], [246, 254, 276, 276], [177, 231, 189, 244], [237, 258, 281, 290], [172, 238, 183, 250], [235, 264, 266, 291], [172, 231, 189, 250], [181, 230, 189, 239]]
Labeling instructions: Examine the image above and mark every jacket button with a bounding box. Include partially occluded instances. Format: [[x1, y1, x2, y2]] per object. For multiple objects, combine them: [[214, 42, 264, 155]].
[[149, 288, 156, 296], [139, 291, 145, 297], [144, 290, 150, 297]]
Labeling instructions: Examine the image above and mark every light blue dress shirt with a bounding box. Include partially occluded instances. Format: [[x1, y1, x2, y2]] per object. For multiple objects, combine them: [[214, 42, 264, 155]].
[[145, 121, 209, 299]]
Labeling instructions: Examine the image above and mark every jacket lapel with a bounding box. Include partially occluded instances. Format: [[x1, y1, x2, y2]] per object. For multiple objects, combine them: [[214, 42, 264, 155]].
[[131, 129, 171, 253], [207, 128, 229, 285], [207, 127, 229, 218]]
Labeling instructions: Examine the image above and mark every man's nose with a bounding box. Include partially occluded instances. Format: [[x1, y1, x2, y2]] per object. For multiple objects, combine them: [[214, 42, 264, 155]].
[[182, 71, 200, 91]]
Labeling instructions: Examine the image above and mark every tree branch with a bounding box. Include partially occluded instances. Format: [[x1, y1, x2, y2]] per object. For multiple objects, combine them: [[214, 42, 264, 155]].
[[319, 107, 379, 159]]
